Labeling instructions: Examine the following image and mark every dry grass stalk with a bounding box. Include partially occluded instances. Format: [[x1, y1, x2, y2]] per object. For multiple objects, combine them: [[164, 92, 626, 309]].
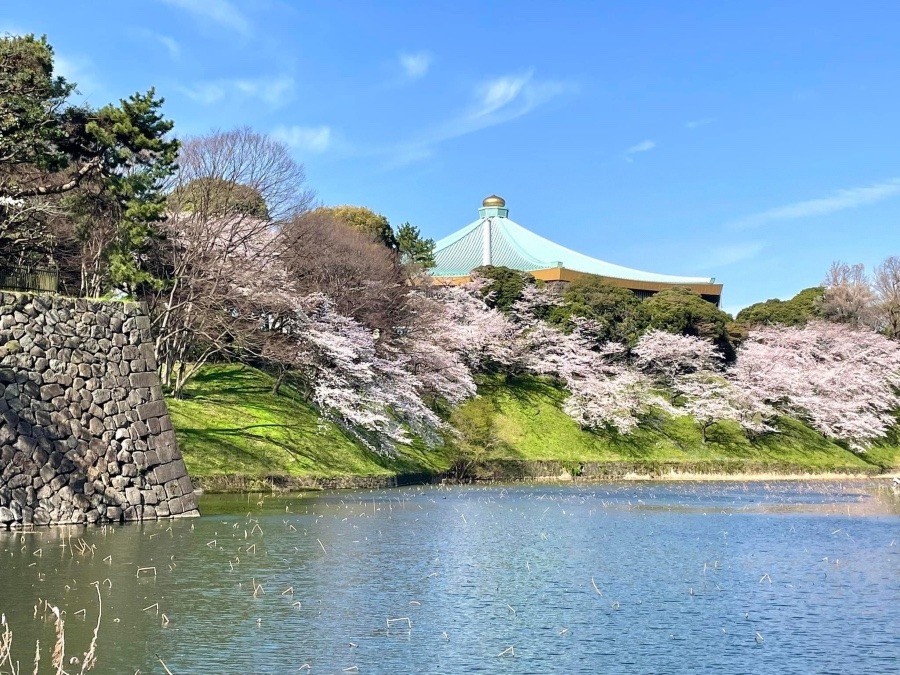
[[156, 655, 174, 675], [50, 606, 65, 675], [79, 583, 102, 673], [0, 614, 17, 674], [32, 639, 40, 675]]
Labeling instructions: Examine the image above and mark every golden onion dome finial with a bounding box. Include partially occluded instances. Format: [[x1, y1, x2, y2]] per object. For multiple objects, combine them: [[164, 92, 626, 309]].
[[482, 194, 506, 208]]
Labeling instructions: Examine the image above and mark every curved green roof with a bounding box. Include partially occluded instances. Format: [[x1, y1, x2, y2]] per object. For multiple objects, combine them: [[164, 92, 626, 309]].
[[432, 211, 716, 285]]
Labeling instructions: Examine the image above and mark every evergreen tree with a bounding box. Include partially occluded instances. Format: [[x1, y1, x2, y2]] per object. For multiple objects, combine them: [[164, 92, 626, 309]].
[[0, 33, 177, 293], [395, 222, 435, 269]]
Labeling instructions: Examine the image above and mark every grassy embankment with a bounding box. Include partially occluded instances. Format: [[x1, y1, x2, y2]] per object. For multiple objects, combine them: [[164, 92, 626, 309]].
[[167, 364, 900, 490]]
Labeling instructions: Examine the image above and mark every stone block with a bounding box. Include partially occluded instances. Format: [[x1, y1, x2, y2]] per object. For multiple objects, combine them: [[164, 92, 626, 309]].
[[88, 417, 105, 436], [39, 383, 64, 401], [121, 345, 140, 360], [91, 389, 111, 405], [155, 443, 174, 464], [132, 420, 150, 438], [136, 399, 167, 421], [164, 480, 182, 499], [153, 461, 181, 484], [8, 474, 29, 489], [39, 464, 55, 483], [129, 371, 157, 388], [180, 491, 198, 511]]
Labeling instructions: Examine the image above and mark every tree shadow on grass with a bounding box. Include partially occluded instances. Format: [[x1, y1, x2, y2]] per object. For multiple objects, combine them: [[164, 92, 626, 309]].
[[477, 374, 560, 415]]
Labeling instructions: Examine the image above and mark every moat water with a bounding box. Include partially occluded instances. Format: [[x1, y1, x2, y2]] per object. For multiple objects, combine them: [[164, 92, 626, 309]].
[[1, 481, 898, 673]]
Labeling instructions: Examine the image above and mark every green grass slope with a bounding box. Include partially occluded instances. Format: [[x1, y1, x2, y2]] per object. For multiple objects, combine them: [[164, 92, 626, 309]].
[[167, 366, 899, 488], [456, 376, 900, 475], [166, 364, 451, 485]]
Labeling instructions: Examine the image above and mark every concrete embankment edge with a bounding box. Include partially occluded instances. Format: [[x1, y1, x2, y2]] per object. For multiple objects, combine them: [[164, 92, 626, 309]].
[[193, 461, 895, 493]]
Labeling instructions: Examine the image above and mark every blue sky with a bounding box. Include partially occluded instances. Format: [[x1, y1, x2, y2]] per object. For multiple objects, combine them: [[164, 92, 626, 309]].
[[5, 0, 900, 314]]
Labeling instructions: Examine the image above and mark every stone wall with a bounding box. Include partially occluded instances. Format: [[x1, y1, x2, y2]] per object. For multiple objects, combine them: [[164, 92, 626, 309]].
[[0, 292, 198, 528]]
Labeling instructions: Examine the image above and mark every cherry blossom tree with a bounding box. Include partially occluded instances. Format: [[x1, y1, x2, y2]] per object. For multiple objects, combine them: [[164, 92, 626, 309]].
[[397, 291, 480, 406], [728, 321, 900, 449], [146, 128, 312, 397], [633, 329, 723, 395], [431, 284, 524, 372], [675, 373, 774, 441], [522, 321, 664, 434], [263, 293, 447, 453]]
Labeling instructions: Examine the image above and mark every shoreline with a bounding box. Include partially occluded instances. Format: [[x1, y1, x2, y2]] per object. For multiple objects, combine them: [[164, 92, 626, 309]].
[[192, 464, 899, 493]]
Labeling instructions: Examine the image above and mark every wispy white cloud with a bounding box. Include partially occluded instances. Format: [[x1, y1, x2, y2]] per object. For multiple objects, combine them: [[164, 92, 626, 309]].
[[138, 30, 181, 60], [731, 178, 900, 230], [159, 0, 252, 36], [685, 117, 715, 129], [179, 75, 295, 107], [625, 139, 655, 154], [458, 72, 571, 136], [158, 35, 181, 60], [381, 70, 573, 168], [470, 74, 532, 119], [699, 241, 765, 269], [623, 139, 655, 162], [398, 52, 431, 80], [272, 125, 332, 153]]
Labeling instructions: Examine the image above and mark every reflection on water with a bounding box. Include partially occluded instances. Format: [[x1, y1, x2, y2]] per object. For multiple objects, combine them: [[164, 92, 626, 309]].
[[0, 481, 897, 674]]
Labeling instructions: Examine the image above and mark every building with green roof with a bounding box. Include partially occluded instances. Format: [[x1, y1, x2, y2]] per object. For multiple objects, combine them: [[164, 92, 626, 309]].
[[431, 195, 723, 305]]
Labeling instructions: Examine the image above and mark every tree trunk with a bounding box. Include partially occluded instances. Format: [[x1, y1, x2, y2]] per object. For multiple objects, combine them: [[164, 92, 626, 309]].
[[272, 367, 286, 396]]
